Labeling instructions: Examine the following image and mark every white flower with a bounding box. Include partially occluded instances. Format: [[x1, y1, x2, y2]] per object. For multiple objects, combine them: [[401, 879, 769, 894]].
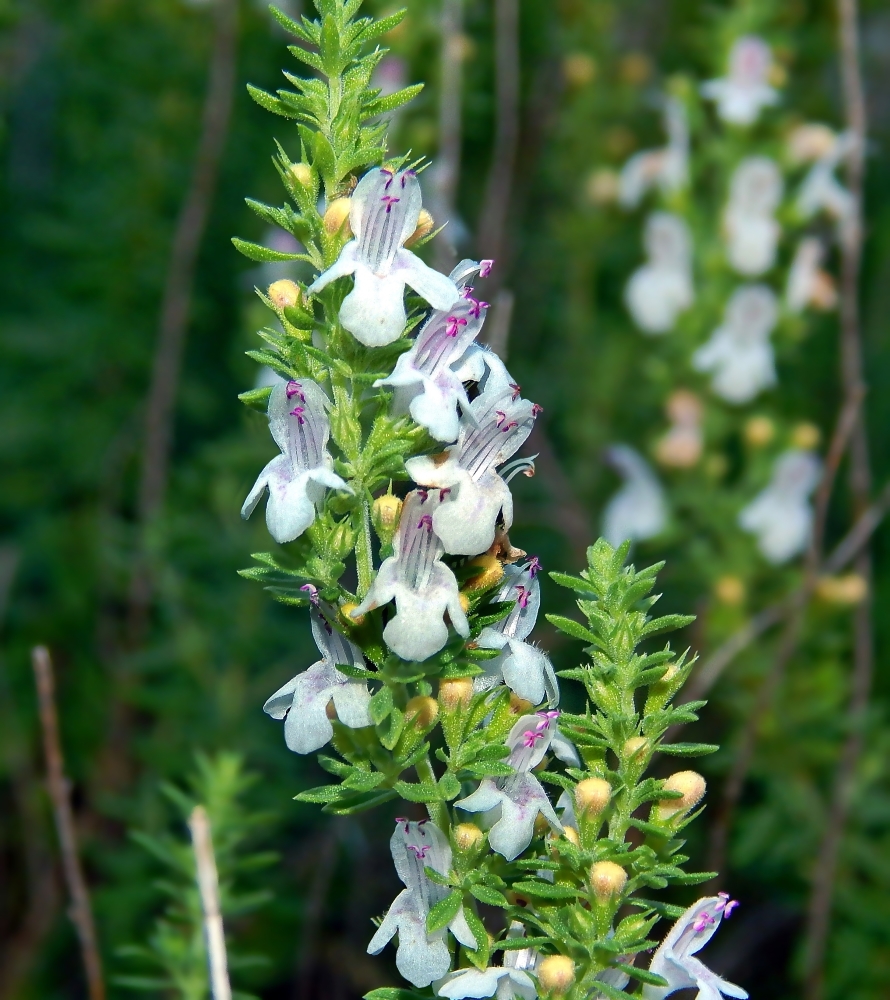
[[602, 445, 667, 547], [619, 98, 689, 209], [456, 713, 578, 860], [308, 167, 461, 347], [436, 966, 537, 1000], [376, 260, 491, 442], [693, 285, 778, 404], [795, 130, 859, 246], [241, 379, 350, 543], [785, 237, 837, 312], [405, 384, 540, 556], [351, 490, 469, 661], [723, 157, 783, 276], [368, 819, 477, 987], [263, 604, 372, 753], [643, 894, 747, 1000], [701, 36, 778, 125], [625, 212, 694, 334], [475, 559, 559, 707], [739, 449, 821, 563]]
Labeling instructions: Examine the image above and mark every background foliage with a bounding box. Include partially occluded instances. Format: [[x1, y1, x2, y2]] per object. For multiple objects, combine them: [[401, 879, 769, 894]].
[[0, 0, 887, 998]]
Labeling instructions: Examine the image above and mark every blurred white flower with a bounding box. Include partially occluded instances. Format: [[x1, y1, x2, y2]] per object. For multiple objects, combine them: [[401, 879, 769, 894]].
[[796, 130, 859, 246], [693, 285, 778, 404], [625, 212, 694, 334], [739, 449, 821, 563], [785, 237, 837, 312], [723, 157, 783, 276], [702, 36, 778, 125], [602, 445, 667, 546], [619, 97, 689, 209]]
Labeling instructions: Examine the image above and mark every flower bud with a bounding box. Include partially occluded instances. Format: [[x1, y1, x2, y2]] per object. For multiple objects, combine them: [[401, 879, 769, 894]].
[[563, 52, 596, 87], [574, 777, 611, 816], [619, 51, 652, 85], [267, 279, 301, 310], [289, 162, 313, 187], [589, 861, 627, 900], [714, 575, 745, 606], [656, 771, 706, 820], [463, 554, 504, 594], [405, 208, 435, 247], [404, 696, 439, 729], [371, 493, 402, 546], [743, 416, 775, 447], [791, 422, 821, 450], [623, 737, 648, 760], [537, 955, 576, 994], [561, 825, 580, 846], [453, 823, 484, 851], [340, 602, 366, 627], [787, 124, 837, 164], [323, 197, 352, 235], [438, 678, 474, 711], [459, 593, 471, 613], [585, 168, 620, 206], [815, 573, 868, 606]]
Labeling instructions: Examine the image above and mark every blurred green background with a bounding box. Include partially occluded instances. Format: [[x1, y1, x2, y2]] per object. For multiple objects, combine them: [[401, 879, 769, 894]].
[[1, 0, 888, 997]]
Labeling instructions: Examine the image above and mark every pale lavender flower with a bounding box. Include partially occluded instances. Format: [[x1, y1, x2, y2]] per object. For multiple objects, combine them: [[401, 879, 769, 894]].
[[368, 819, 476, 987], [405, 384, 540, 556], [375, 260, 491, 442], [785, 237, 836, 312], [436, 966, 536, 1000], [702, 36, 778, 125], [724, 157, 783, 276], [643, 894, 747, 1000], [241, 379, 350, 543], [739, 449, 821, 564], [308, 167, 460, 347], [625, 212, 694, 334], [263, 604, 371, 753], [693, 285, 778, 404], [475, 560, 559, 707], [602, 446, 667, 547], [619, 97, 689, 209], [795, 131, 859, 245], [456, 713, 578, 860], [351, 490, 469, 661]]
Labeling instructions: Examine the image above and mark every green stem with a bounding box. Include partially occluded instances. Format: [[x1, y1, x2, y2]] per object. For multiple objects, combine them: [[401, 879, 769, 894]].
[[416, 755, 450, 831], [355, 500, 374, 598]]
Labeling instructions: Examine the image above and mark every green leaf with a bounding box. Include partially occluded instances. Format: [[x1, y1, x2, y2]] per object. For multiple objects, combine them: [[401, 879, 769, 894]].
[[658, 743, 718, 757], [438, 772, 462, 800], [365, 990, 430, 1000], [549, 571, 596, 593], [427, 890, 462, 934], [247, 84, 297, 119], [294, 784, 346, 804], [363, 83, 424, 117], [612, 964, 668, 987], [369, 686, 394, 724], [231, 237, 304, 262], [238, 386, 273, 411], [591, 981, 632, 1000], [511, 880, 579, 900], [393, 780, 443, 803], [545, 614, 598, 643], [469, 884, 509, 908]]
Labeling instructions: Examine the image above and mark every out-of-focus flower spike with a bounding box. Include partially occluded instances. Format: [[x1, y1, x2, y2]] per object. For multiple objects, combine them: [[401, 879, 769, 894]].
[[701, 35, 779, 125]]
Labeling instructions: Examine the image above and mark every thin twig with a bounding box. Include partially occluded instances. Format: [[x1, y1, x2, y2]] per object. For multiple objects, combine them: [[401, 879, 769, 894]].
[[433, 0, 464, 273], [804, 1, 872, 993], [189, 806, 232, 1000], [128, 0, 239, 642], [31, 647, 105, 1000]]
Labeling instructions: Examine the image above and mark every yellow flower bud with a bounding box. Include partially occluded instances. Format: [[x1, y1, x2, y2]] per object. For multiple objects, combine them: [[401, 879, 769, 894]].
[[289, 162, 313, 187], [323, 197, 352, 235], [744, 416, 775, 447], [404, 696, 439, 729], [791, 422, 821, 450], [340, 602, 365, 627], [589, 861, 627, 899], [459, 593, 471, 613], [438, 678, 474, 711], [405, 208, 435, 247], [623, 737, 648, 760], [371, 493, 403, 546], [537, 955, 576, 994], [562, 825, 580, 846], [463, 554, 504, 594], [584, 168, 620, 206], [453, 823, 484, 851], [563, 53, 596, 87], [656, 771, 706, 820], [714, 575, 745, 606], [574, 777, 611, 816], [267, 279, 301, 310], [815, 573, 868, 606], [619, 52, 652, 85]]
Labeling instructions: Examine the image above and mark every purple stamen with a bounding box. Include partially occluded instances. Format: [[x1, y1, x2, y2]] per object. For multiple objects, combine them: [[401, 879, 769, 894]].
[[445, 315, 468, 337], [522, 730, 545, 749], [300, 583, 319, 605], [532, 403, 544, 417], [480, 259, 495, 277], [500, 420, 519, 433], [527, 556, 542, 578], [496, 410, 507, 427], [395, 816, 410, 832], [407, 844, 431, 859], [381, 195, 401, 213], [417, 488, 430, 503], [509, 382, 521, 401], [286, 380, 304, 400], [515, 585, 531, 609], [467, 297, 488, 319], [417, 514, 433, 531], [289, 405, 306, 424], [381, 168, 394, 189], [439, 488, 452, 500], [693, 912, 716, 933]]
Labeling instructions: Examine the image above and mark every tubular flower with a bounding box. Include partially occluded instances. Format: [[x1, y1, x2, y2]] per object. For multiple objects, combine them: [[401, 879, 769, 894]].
[[602, 445, 667, 547], [701, 35, 778, 125], [351, 490, 469, 661], [693, 285, 778, 404], [456, 713, 578, 860], [619, 97, 689, 209], [785, 237, 837, 313], [723, 157, 783, 276], [475, 560, 560, 707], [405, 385, 539, 556], [436, 966, 536, 1000], [307, 167, 460, 347], [368, 820, 477, 987], [241, 379, 350, 543], [263, 604, 372, 753], [625, 212, 694, 334], [376, 259, 491, 442], [643, 895, 747, 1000], [738, 449, 821, 564]]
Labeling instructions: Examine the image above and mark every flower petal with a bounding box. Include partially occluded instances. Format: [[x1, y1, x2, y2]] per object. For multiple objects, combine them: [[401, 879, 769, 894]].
[[394, 247, 461, 311], [307, 239, 359, 294], [339, 263, 408, 347]]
